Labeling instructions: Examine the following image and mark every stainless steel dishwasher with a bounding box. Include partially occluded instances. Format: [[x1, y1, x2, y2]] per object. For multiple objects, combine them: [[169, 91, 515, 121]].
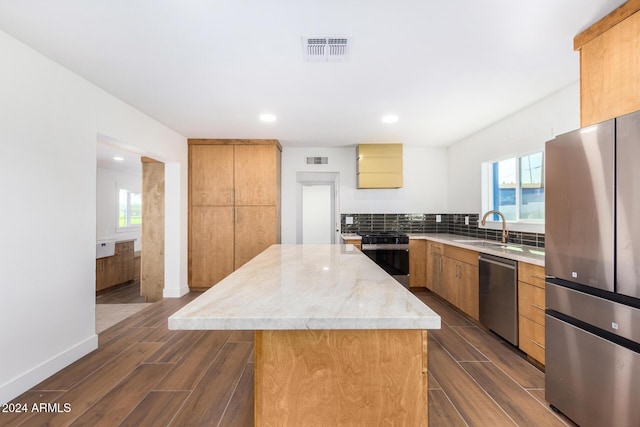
[[479, 253, 518, 345]]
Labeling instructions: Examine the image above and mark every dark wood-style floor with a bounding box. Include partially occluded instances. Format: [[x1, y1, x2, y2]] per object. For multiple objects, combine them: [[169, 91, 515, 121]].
[[2, 284, 575, 426], [96, 281, 146, 304]]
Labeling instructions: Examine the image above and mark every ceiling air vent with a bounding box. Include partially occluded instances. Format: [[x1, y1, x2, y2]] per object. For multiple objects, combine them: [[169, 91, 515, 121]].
[[303, 36, 351, 61]]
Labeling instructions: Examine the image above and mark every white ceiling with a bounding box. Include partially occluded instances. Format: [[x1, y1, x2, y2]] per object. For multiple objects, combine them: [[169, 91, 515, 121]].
[[0, 0, 626, 148], [97, 141, 142, 176]]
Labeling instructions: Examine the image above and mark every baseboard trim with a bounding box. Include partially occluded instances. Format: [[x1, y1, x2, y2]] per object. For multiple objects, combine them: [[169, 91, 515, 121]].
[[163, 284, 190, 298], [0, 334, 98, 405]]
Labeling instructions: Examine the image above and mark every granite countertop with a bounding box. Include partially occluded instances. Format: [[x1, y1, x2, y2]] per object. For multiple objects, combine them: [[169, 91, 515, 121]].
[[169, 244, 441, 331], [341, 233, 544, 267]]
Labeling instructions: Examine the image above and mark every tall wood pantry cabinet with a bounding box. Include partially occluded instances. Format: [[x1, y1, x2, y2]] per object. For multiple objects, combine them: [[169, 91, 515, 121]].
[[188, 139, 282, 290]]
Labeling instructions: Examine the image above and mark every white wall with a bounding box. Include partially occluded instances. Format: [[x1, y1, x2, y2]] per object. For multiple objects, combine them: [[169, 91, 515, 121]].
[[0, 30, 188, 404], [281, 146, 448, 243], [96, 167, 142, 251], [447, 83, 581, 214]]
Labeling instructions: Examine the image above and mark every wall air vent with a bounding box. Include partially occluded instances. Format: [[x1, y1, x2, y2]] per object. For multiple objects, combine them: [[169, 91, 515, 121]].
[[303, 36, 351, 61], [306, 156, 328, 165]]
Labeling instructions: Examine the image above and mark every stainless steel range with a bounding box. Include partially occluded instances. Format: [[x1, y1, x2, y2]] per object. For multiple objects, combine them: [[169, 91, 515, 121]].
[[358, 231, 409, 287]]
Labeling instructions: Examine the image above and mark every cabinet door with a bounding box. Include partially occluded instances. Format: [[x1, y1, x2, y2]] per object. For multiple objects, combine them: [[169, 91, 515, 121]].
[[190, 206, 235, 287], [459, 261, 479, 321], [444, 257, 460, 307], [425, 242, 442, 293], [103, 253, 118, 288], [431, 252, 445, 296], [409, 240, 426, 288], [518, 262, 545, 288], [234, 145, 278, 206], [425, 242, 433, 290], [121, 241, 135, 283], [580, 12, 640, 126], [518, 281, 545, 325], [519, 316, 545, 364], [235, 206, 277, 269], [96, 259, 105, 291], [190, 144, 234, 206]]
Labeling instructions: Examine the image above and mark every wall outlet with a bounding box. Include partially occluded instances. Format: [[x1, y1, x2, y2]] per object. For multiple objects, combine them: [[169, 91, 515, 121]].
[[345, 216, 354, 225], [465, 216, 469, 225], [436, 214, 442, 223]]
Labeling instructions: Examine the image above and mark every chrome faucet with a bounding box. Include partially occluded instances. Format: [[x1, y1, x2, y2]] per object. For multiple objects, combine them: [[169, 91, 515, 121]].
[[481, 210, 509, 243]]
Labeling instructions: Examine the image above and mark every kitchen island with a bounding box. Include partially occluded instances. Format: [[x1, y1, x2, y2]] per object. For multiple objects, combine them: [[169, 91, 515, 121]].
[[169, 244, 441, 426]]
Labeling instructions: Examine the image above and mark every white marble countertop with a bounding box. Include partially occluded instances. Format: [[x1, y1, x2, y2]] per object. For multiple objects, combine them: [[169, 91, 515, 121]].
[[341, 233, 544, 267], [408, 233, 545, 266], [169, 244, 441, 331]]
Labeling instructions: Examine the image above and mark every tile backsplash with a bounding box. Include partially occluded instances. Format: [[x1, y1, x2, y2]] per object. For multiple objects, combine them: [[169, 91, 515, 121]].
[[341, 213, 545, 248]]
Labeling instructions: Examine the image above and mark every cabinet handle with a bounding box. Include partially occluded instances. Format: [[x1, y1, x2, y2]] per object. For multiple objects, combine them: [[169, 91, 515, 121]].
[[532, 275, 546, 280], [532, 340, 545, 349], [532, 304, 545, 310], [439, 258, 443, 272]]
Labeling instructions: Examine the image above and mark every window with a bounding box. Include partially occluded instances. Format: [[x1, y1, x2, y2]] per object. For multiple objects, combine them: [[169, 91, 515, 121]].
[[483, 151, 544, 224], [118, 189, 141, 228]]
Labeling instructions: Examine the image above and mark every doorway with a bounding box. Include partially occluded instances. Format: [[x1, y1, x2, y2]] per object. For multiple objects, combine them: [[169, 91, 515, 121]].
[[296, 172, 340, 244], [95, 136, 167, 333]]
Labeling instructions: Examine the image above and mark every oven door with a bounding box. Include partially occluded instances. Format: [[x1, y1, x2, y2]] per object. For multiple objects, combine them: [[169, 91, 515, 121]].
[[361, 244, 409, 287]]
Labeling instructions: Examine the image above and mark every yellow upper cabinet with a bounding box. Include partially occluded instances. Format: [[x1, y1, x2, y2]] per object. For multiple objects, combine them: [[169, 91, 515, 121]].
[[356, 143, 403, 189]]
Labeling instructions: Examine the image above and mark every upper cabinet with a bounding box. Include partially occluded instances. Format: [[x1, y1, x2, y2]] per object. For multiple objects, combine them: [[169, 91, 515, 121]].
[[190, 144, 234, 206], [576, 2, 640, 126], [356, 143, 403, 189], [188, 139, 281, 290]]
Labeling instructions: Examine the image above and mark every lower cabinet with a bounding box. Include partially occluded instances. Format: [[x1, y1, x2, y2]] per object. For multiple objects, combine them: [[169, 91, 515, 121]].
[[519, 316, 546, 363], [96, 240, 135, 292], [451, 257, 479, 321], [409, 239, 426, 288], [518, 262, 546, 365], [428, 241, 479, 321], [426, 241, 546, 364]]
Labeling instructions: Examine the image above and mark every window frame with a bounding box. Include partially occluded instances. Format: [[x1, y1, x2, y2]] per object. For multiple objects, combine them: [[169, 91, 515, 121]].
[[116, 187, 142, 232], [480, 149, 545, 234]]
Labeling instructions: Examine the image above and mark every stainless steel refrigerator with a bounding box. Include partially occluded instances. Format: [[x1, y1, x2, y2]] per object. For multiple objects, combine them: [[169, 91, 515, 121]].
[[545, 110, 640, 427]]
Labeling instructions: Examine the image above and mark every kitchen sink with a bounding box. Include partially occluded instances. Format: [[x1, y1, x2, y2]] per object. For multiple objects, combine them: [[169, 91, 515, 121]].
[[451, 238, 544, 256], [453, 239, 534, 253], [97, 240, 115, 258], [453, 239, 511, 248]]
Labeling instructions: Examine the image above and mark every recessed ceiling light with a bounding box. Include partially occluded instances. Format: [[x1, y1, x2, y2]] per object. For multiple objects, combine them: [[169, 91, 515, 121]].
[[382, 114, 399, 124], [259, 113, 277, 123], [113, 156, 124, 161]]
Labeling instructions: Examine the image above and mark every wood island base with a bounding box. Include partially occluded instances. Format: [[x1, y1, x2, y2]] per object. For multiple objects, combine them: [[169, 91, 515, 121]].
[[254, 329, 428, 426]]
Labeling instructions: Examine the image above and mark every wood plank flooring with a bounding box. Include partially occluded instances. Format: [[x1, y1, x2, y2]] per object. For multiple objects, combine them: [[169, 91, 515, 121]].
[[2, 287, 576, 426], [96, 280, 146, 304]]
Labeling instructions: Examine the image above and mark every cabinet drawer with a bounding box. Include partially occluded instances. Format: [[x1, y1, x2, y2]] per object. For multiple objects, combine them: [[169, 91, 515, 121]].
[[518, 262, 545, 288], [519, 316, 545, 364], [444, 245, 478, 266], [428, 241, 443, 254], [518, 281, 545, 325]]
